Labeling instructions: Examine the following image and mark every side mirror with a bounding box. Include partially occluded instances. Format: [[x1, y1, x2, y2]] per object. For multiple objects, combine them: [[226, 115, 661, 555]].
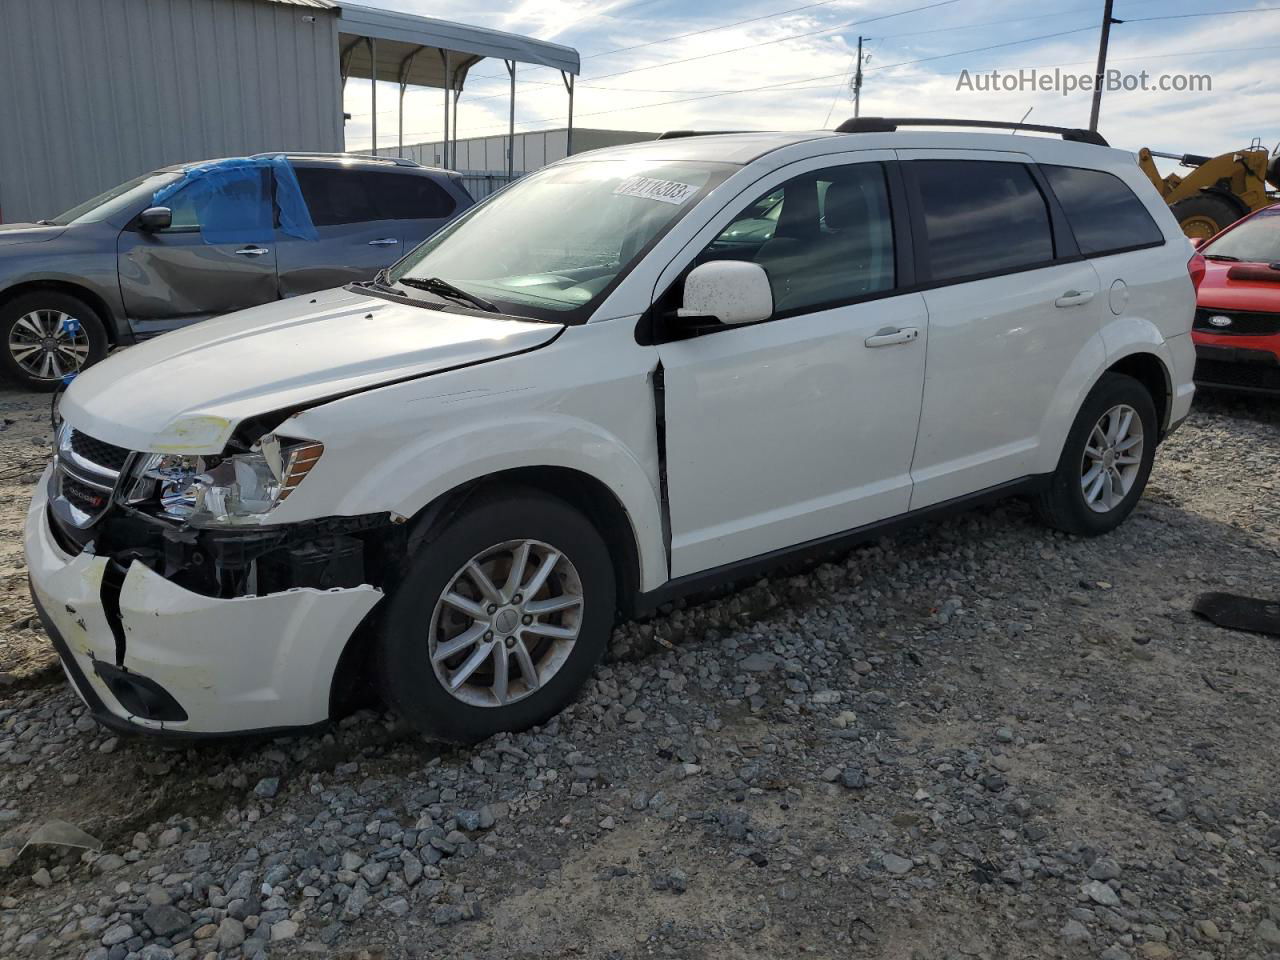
[[138, 206, 172, 231], [678, 260, 773, 325], [1190, 236, 1206, 249]]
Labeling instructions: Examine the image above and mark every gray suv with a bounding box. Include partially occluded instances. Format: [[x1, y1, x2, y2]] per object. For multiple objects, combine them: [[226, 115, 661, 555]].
[[0, 153, 473, 390]]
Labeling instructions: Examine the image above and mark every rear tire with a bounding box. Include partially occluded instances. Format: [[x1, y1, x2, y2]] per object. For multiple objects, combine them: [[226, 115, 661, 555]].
[[1032, 373, 1158, 537], [0, 291, 108, 391], [376, 487, 616, 743]]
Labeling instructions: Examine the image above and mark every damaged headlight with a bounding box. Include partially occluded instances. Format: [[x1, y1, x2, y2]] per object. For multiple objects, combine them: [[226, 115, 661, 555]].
[[122, 435, 324, 526]]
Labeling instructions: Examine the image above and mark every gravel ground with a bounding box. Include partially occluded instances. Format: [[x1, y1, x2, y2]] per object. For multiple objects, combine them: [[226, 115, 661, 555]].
[[1, 381, 1279, 960]]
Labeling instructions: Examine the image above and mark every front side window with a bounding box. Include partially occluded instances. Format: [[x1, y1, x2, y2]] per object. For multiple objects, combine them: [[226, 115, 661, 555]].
[[701, 163, 895, 315], [1042, 165, 1164, 255], [1200, 208, 1280, 263], [390, 159, 734, 323], [910, 160, 1054, 283], [157, 168, 272, 236]]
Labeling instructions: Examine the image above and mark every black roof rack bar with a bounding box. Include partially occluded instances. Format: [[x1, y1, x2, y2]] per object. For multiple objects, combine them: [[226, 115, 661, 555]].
[[655, 130, 751, 140], [834, 117, 1108, 147]]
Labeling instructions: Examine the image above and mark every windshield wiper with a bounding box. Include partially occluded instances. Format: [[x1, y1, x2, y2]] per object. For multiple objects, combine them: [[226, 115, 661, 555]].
[[1202, 254, 1241, 261], [35, 220, 57, 226], [396, 276, 499, 312]]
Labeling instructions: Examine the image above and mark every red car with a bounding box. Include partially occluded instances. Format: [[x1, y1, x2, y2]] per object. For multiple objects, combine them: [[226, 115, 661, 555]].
[[1192, 205, 1280, 394]]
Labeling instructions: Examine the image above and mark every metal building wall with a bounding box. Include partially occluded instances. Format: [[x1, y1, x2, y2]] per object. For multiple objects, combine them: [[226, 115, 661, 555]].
[[0, 0, 343, 223], [402, 128, 657, 178]]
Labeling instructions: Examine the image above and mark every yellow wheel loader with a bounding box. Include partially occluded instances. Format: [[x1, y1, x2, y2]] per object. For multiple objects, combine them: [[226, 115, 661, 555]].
[[1138, 140, 1280, 239]]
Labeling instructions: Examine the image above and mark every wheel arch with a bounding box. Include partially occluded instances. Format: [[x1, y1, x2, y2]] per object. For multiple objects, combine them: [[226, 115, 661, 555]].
[[1104, 349, 1173, 435], [326, 464, 647, 721], [407, 465, 645, 619], [0, 279, 121, 345]]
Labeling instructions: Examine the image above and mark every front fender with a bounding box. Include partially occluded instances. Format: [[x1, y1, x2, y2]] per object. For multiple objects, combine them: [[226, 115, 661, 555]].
[[274, 331, 669, 591]]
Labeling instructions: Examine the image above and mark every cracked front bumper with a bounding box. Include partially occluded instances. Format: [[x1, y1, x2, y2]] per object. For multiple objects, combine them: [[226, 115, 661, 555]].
[[24, 468, 383, 736]]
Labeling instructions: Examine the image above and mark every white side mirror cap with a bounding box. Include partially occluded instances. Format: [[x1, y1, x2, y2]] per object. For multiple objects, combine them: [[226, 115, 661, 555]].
[[678, 260, 773, 325]]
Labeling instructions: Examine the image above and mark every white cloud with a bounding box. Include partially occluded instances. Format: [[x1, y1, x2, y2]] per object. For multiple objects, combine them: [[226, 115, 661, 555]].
[[343, 0, 1280, 168]]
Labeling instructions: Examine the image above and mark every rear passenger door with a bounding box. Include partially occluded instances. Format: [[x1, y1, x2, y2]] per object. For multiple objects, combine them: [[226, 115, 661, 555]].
[[374, 172, 463, 251], [276, 167, 404, 298], [900, 152, 1106, 510]]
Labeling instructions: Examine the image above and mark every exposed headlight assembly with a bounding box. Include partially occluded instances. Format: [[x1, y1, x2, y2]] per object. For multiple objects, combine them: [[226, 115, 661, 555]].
[[122, 435, 324, 526]]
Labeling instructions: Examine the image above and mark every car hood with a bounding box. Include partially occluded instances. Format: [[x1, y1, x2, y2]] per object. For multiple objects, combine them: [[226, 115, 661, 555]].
[[61, 287, 563, 453], [1197, 259, 1280, 312], [0, 222, 67, 246]]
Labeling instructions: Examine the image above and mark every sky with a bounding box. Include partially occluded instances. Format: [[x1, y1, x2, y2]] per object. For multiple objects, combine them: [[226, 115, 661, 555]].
[[341, 0, 1280, 170]]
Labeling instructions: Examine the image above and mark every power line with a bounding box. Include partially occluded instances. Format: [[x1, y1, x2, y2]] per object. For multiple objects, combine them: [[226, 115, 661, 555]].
[[1120, 5, 1280, 23], [357, 20, 1280, 145], [587, 0, 963, 82], [351, 0, 966, 117], [383, 23, 1105, 142], [458, 0, 961, 95], [462, 0, 880, 85]]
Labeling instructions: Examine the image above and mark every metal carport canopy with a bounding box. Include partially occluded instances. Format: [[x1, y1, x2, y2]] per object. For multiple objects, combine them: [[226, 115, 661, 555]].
[[335, 2, 581, 172]]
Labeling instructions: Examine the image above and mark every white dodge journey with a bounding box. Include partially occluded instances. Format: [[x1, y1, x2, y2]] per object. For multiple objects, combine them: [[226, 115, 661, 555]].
[[25, 118, 1199, 740]]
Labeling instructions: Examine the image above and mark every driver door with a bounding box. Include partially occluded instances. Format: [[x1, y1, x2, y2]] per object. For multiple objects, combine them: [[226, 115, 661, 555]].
[[653, 152, 929, 577], [116, 169, 279, 336]]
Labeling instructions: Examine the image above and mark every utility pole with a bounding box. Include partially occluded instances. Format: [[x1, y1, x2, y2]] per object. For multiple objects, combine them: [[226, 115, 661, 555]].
[[852, 35, 864, 118], [1088, 0, 1122, 132]]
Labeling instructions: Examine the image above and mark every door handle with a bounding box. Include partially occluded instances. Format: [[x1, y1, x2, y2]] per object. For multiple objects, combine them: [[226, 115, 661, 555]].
[[368, 237, 399, 246], [1054, 289, 1095, 308], [234, 245, 270, 256], [865, 326, 919, 348]]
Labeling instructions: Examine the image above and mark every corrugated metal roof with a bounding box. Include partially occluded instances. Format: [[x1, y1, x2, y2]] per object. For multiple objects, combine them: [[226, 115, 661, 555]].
[[261, 0, 337, 9], [338, 2, 579, 76]]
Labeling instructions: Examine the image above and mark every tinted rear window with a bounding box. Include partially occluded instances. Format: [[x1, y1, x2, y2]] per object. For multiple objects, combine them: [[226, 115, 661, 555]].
[[376, 174, 457, 220], [1042, 165, 1164, 256], [910, 160, 1054, 283], [293, 168, 382, 226]]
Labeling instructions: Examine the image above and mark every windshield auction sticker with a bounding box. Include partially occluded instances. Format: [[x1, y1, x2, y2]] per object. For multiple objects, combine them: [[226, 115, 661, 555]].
[[614, 176, 698, 205]]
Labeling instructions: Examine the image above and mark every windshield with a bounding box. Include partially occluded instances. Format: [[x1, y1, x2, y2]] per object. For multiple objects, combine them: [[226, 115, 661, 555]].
[[1203, 209, 1280, 262], [388, 159, 736, 323], [49, 171, 182, 226]]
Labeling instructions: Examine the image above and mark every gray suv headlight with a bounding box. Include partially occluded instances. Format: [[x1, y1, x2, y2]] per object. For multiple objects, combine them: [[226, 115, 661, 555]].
[[122, 435, 324, 526]]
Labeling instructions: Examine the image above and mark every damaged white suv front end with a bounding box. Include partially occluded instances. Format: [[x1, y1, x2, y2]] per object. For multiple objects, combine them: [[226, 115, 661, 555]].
[[28, 420, 382, 735], [24, 279, 572, 736]]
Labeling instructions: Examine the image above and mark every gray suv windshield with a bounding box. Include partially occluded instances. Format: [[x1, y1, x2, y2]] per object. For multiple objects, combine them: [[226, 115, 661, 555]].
[[50, 171, 181, 226]]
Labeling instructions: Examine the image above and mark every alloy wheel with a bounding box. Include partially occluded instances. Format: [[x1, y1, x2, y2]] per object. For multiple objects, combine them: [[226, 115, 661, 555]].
[[1080, 403, 1145, 513], [428, 538, 584, 708], [7, 310, 90, 381]]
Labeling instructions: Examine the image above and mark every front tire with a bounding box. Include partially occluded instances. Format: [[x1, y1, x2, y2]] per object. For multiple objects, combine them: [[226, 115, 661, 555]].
[[376, 488, 616, 743], [0, 292, 109, 391], [1032, 372, 1158, 536]]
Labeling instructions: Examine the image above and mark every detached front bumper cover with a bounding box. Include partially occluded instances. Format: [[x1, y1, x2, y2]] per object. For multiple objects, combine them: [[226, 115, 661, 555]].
[[26, 469, 384, 736]]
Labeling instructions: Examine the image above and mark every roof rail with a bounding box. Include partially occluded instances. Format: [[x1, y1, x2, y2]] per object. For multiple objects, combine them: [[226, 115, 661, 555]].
[[655, 130, 751, 140], [253, 151, 424, 168], [834, 117, 1109, 147]]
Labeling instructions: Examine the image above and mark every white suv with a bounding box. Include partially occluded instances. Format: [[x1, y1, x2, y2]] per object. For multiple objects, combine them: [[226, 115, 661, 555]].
[[26, 119, 1198, 741]]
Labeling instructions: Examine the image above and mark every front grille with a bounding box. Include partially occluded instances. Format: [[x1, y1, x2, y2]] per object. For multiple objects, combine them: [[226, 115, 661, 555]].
[[61, 474, 112, 515], [1194, 308, 1280, 337], [1195, 359, 1280, 393], [69, 430, 131, 471], [52, 428, 134, 532]]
